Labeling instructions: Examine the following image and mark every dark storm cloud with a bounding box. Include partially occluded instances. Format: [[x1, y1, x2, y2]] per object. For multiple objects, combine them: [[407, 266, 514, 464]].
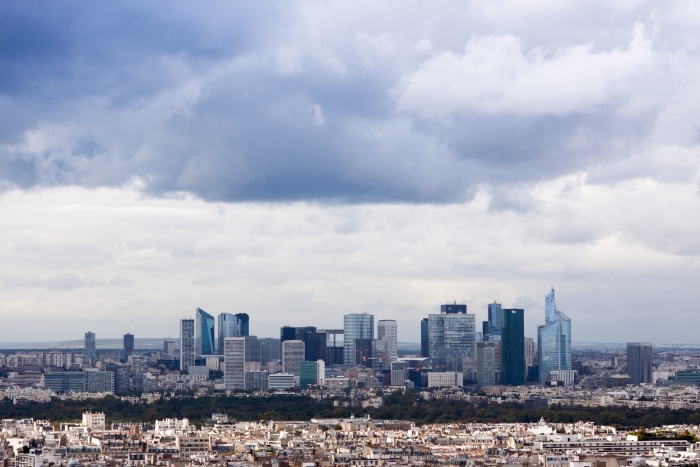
[[0, 1, 691, 202]]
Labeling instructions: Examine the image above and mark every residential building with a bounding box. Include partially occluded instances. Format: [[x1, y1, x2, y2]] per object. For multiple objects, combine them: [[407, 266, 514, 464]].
[[85, 370, 114, 393], [44, 372, 86, 393], [82, 412, 106, 430], [427, 371, 463, 388], [343, 314, 374, 366]]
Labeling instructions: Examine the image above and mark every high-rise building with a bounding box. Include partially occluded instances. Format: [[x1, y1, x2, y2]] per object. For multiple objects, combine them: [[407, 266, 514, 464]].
[[476, 342, 496, 387], [105, 362, 131, 393], [280, 326, 326, 362], [428, 307, 475, 360], [343, 314, 374, 366], [299, 360, 325, 388], [500, 308, 525, 386], [44, 372, 86, 393], [420, 318, 429, 358], [259, 338, 281, 365], [123, 333, 134, 358], [195, 308, 216, 356], [441, 304, 467, 314], [164, 339, 175, 357], [235, 313, 250, 336], [85, 369, 114, 393], [218, 313, 243, 354], [84, 332, 96, 361], [377, 320, 398, 362], [223, 336, 260, 391], [282, 340, 305, 376], [524, 337, 536, 368], [355, 338, 373, 367], [537, 288, 572, 384], [180, 318, 195, 373], [627, 342, 653, 385], [320, 329, 344, 366]]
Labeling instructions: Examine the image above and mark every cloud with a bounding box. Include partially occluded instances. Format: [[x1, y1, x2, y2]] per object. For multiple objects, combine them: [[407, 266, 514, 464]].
[[393, 24, 656, 118]]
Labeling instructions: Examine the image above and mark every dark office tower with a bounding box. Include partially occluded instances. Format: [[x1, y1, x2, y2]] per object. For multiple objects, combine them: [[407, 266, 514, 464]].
[[355, 338, 373, 367], [218, 313, 244, 354], [420, 319, 429, 358], [123, 333, 134, 357], [320, 329, 344, 366], [195, 308, 216, 356], [627, 342, 653, 385], [441, 304, 467, 314], [280, 326, 325, 362], [180, 318, 195, 373], [259, 338, 281, 365], [235, 313, 250, 336], [500, 308, 525, 385], [84, 332, 96, 361]]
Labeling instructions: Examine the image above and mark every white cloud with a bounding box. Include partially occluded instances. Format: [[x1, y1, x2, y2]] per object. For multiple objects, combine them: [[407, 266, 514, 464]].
[[393, 23, 656, 117]]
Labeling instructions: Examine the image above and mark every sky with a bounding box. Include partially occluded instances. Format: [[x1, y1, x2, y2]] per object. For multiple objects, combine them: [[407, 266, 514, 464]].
[[1, 1, 700, 343]]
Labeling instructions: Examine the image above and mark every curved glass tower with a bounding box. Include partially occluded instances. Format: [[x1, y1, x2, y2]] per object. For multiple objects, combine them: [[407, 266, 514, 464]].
[[195, 307, 216, 356], [537, 288, 572, 384]]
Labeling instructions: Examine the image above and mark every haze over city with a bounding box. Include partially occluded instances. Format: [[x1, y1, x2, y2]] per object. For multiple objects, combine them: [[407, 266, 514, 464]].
[[2, 1, 700, 344]]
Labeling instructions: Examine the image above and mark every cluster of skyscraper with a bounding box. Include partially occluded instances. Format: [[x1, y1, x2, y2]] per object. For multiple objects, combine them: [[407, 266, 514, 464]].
[[419, 289, 573, 386], [179, 309, 249, 373]]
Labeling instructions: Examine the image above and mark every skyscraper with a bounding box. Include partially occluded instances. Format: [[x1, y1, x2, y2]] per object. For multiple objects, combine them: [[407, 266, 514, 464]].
[[180, 318, 195, 373], [164, 339, 175, 357], [320, 329, 344, 366], [627, 342, 653, 385], [218, 313, 244, 354], [420, 318, 429, 358], [282, 340, 305, 376], [377, 320, 398, 362], [84, 332, 96, 361], [259, 338, 281, 365], [428, 306, 475, 360], [343, 313, 374, 366], [477, 341, 496, 387], [537, 288, 572, 384], [123, 333, 134, 358], [441, 304, 467, 314], [224, 336, 260, 391], [235, 313, 250, 336], [524, 337, 536, 368], [280, 326, 326, 362], [195, 308, 216, 356], [500, 308, 525, 385], [483, 302, 502, 342]]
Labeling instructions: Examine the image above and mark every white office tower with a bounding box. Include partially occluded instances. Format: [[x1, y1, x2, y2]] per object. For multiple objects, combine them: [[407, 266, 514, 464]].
[[180, 319, 195, 373], [343, 313, 374, 366], [224, 337, 245, 391], [377, 320, 398, 362], [282, 340, 305, 376]]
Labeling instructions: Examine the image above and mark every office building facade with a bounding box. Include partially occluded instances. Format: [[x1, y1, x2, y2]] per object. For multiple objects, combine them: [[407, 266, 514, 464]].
[[500, 308, 525, 385], [476, 342, 496, 387], [299, 360, 325, 388], [343, 314, 374, 366], [282, 340, 305, 376], [420, 318, 429, 358], [164, 339, 175, 357], [84, 332, 96, 362], [85, 370, 114, 393], [123, 333, 134, 358], [195, 308, 216, 356], [377, 320, 398, 363], [428, 308, 475, 361], [259, 338, 281, 365], [44, 372, 86, 393], [320, 329, 344, 366], [218, 313, 243, 354], [627, 342, 653, 385], [223, 336, 260, 391], [180, 318, 195, 373], [537, 288, 572, 384]]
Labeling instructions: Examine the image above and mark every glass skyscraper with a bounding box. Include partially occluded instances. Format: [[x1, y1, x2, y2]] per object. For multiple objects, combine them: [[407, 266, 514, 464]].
[[420, 318, 429, 358], [343, 313, 374, 366], [84, 331, 96, 361], [377, 320, 398, 362], [180, 318, 195, 373], [195, 307, 216, 356], [537, 288, 572, 384], [218, 313, 242, 354], [235, 313, 249, 336], [500, 308, 525, 385], [123, 333, 134, 357], [428, 306, 475, 360]]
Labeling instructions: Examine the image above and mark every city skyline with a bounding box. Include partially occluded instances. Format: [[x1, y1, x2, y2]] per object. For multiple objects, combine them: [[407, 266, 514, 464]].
[[2, 2, 700, 345]]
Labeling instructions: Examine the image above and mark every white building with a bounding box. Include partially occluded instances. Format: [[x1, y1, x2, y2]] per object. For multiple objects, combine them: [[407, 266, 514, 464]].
[[428, 371, 464, 388], [82, 412, 106, 430], [154, 418, 190, 434], [224, 337, 246, 391], [268, 373, 295, 390]]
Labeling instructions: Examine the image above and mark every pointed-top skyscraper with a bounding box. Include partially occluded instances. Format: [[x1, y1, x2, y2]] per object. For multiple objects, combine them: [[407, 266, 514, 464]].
[[537, 288, 571, 384]]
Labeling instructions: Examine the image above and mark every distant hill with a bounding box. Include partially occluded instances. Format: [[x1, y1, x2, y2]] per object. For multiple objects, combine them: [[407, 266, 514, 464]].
[[0, 338, 174, 350]]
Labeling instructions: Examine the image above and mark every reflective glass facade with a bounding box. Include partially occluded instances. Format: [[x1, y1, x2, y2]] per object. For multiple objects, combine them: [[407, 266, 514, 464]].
[[428, 312, 475, 360], [84, 331, 96, 361], [500, 308, 525, 385], [195, 307, 216, 356], [537, 289, 571, 384], [343, 313, 374, 366], [218, 313, 243, 354]]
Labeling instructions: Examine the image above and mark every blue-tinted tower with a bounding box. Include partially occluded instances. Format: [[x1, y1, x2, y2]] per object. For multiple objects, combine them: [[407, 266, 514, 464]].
[[195, 307, 216, 356]]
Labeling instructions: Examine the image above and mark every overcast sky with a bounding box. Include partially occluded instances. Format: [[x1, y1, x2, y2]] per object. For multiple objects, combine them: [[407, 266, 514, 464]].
[[1, 1, 700, 344]]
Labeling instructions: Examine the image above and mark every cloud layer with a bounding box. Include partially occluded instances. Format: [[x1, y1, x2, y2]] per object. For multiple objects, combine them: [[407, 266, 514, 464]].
[[0, 1, 700, 342]]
